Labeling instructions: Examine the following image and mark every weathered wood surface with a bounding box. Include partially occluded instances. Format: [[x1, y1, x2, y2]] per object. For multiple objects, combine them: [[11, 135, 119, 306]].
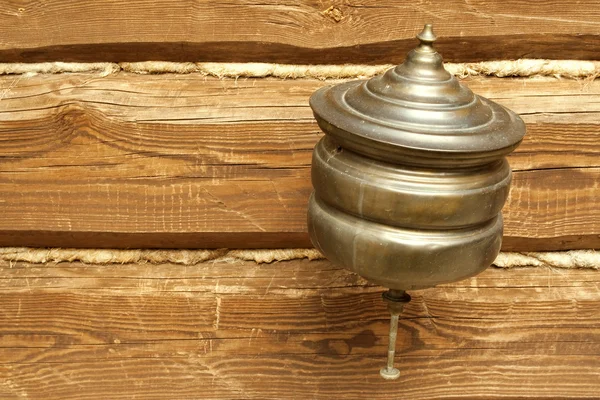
[[0, 258, 599, 399], [1, 1, 600, 63], [0, 73, 599, 250]]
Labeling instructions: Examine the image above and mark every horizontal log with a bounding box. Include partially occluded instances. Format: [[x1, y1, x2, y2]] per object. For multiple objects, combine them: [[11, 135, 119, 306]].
[[0, 258, 599, 399], [0, 1, 600, 63], [0, 74, 599, 250]]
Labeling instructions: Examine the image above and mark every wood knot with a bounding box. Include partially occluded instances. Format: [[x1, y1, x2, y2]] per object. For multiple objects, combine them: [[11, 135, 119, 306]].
[[322, 6, 344, 23], [302, 330, 376, 358]]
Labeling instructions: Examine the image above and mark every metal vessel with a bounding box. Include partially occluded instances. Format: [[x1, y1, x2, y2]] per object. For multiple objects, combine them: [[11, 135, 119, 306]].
[[307, 24, 526, 380]]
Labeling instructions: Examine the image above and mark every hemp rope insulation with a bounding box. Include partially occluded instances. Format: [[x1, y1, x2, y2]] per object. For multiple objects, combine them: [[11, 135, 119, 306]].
[[0, 248, 598, 269], [0, 60, 599, 79]]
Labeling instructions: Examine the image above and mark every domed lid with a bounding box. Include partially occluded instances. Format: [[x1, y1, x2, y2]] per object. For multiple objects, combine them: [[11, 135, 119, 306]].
[[309, 24, 525, 167]]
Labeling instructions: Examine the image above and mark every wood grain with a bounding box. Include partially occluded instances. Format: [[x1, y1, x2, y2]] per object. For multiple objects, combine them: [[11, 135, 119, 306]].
[[0, 73, 599, 250], [1, 1, 600, 63], [1, 258, 599, 399]]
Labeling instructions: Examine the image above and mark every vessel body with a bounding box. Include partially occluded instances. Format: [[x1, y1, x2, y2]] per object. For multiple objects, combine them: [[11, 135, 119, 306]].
[[307, 26, 525, 291], [308, 138, 510, 290]]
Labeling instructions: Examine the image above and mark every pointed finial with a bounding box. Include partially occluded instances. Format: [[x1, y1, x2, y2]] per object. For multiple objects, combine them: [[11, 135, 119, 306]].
[[416, 23, 436, 47]]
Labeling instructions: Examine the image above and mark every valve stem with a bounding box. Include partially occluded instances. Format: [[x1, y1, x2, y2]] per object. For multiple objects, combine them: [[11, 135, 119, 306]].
[[380, 290, 411, 380]]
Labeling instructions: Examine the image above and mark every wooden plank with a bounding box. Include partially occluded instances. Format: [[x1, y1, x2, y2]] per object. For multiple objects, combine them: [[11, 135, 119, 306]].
[[0, 74, 599, 250], [0, 258, 599, 399], [1, 1, 600, 63]]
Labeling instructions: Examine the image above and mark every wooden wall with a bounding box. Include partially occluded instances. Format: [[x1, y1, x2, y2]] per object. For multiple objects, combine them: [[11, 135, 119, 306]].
[[1, 258, 599, 399], [1, 2, 600, 398], [0, 74, 599, 250], [1, 0, 599, 63], [0, 1, 599, 250]]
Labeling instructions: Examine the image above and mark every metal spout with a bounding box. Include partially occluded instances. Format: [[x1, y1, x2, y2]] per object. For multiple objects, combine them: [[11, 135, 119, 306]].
[[380, 290, 411, 380]]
